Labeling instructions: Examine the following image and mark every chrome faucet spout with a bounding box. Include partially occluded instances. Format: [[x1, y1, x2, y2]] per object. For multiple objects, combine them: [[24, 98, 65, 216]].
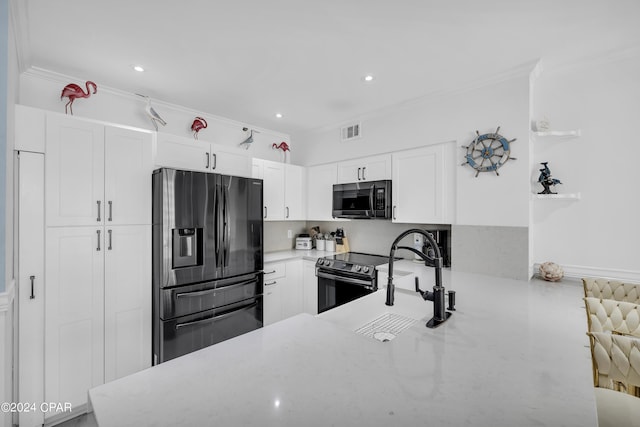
[[385, 229, 454, 328]]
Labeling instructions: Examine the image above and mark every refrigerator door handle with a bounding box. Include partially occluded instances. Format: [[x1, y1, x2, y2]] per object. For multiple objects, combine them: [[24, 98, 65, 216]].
[[223, 184, 230, 267], [214, 180, 222, 269]]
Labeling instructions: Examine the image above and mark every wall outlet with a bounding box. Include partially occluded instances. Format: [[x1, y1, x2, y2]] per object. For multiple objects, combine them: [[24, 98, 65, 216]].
[[287, 230, 293, 239], [413, 233, 424, 260]]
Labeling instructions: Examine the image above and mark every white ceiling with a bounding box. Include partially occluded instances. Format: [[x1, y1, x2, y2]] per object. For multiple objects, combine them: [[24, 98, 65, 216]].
[[15, 0, 640, 135]]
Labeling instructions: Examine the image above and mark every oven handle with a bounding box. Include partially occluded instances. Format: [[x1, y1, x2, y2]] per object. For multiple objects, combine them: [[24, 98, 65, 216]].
[[316, 271, 375, 289], [175, 301, 259, 330], [175, 279, 258, 298]]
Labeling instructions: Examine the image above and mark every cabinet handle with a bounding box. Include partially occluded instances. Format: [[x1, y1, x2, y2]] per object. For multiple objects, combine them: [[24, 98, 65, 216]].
[[264, 270, 277, 275], [108, 229, 113, 250], [97, 200, 101, 222], [357, 167, 361, 181], [393, 205, 397, 220], [362, 166, 366, 181], [29, 275, 35, 300], [265, 281, 277, 286], [212, 153, 217, 170], [206, 152, 210, 169], [108, 201, 113, 222], [286, 206, 290, 219], [264, 206, 267, 219], [96, 230, 101, 251]]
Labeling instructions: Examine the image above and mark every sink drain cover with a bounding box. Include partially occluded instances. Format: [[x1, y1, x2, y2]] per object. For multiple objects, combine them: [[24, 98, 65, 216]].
[[355, 313, 418, 342]]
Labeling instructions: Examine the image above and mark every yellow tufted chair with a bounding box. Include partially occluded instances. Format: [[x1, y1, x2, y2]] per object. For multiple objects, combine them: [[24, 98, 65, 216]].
[[582, 278, 640, 304]]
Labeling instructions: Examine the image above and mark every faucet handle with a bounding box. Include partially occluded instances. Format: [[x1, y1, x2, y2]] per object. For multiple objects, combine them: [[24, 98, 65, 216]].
[[447, 290, 456, 311], [415, 277, 434, 302]]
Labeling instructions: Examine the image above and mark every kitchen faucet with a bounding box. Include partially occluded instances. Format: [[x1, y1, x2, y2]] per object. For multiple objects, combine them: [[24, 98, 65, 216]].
[[385, 229, 455, 328]]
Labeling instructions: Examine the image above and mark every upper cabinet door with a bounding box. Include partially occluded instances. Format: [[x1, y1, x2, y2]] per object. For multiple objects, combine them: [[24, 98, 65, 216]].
[[46, 115, 105, 226], [336, 154, 391, 183], [284, 164, 306, 220], [262, 160, 285, 221], [210, 143, 252, 177], [155, 133, 209, 172], [392, 143, 454, 224], [104, 127, 153, 225], [306, 163, 338, 221]]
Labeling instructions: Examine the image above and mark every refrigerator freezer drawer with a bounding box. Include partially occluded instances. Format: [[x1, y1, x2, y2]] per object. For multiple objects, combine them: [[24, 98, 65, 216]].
[[157, 297, 263, 363], [159, 272, 263, 320]]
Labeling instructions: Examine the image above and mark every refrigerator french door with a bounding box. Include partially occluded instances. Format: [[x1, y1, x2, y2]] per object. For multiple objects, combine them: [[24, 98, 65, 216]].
[[152, 168, 263, 364]]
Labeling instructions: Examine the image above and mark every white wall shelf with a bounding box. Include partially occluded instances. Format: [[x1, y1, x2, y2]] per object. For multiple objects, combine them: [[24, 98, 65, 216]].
[[532, 129, 581, 138], [532, 192, 581, 200]]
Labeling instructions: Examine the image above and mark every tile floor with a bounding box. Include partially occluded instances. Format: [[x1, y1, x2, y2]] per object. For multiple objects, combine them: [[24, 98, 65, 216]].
[[55, 413, 98, 427]]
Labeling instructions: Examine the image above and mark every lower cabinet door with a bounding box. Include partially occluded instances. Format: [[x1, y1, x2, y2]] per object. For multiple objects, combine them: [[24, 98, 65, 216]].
[[45, 227, 105, 415], [263, 280, 282, 326], [104, 225, 152, 382]]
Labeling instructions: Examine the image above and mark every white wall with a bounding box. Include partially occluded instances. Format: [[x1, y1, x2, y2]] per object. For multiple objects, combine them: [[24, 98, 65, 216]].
[[531, 52, 640, 280], [295, 71, 532, 228], [18, 69, 292, 164]]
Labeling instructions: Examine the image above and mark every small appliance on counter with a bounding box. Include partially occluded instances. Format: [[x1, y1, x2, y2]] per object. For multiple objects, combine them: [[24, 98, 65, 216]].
[[295, 234, 313, 250]]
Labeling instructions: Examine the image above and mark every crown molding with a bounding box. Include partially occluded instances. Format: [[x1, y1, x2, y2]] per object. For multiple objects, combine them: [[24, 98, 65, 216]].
[[300, 59, 540, 136], [21, 67, 291, 140]]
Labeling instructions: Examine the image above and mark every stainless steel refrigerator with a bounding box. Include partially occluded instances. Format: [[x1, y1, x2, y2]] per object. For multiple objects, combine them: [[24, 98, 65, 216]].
[[152, 168, 264, 364]]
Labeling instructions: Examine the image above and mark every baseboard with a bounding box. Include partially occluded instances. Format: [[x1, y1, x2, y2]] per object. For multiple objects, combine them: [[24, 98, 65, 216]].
[[533, 263, 640, 283]]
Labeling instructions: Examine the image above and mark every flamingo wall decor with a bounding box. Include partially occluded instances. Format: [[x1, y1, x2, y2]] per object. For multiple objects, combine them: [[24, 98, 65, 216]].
[[60, 81, 97, 115], [191, 117, 208, 139], [272, 141, 290, 162]]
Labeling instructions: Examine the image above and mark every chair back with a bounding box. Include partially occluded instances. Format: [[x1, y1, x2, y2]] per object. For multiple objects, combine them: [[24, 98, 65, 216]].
[[583, 278, 640, 304], [588, 331, 640, 394], [584, 297, 640, 338]]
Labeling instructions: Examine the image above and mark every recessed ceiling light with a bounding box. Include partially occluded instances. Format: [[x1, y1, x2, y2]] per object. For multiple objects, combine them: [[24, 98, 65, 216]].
[[363, 75, 374, 82], [275, 113, 283, 118], [133, 65, 145, 72]]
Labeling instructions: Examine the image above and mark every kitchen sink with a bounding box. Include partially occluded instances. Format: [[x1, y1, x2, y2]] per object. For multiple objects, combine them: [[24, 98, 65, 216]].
[[354, 312, 418, 342]]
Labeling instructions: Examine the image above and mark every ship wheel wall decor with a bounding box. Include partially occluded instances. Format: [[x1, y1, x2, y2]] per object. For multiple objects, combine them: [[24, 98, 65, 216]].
[[461, 127, 516, 177]]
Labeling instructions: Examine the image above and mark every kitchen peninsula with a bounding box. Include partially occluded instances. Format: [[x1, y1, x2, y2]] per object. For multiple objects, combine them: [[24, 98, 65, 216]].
[[88, 269, 596, 426]]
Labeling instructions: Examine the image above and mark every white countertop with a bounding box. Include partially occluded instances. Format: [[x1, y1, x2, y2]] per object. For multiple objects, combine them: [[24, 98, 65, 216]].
[[89, 268, 597, 426], [264, 248, 334, 263]]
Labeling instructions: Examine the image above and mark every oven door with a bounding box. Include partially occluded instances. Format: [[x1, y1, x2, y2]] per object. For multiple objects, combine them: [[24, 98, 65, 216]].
[[317, 270, 376, 313]]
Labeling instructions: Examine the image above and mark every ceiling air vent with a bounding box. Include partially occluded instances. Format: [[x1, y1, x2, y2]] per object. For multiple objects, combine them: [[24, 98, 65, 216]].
[[341, 123, 361, 142]]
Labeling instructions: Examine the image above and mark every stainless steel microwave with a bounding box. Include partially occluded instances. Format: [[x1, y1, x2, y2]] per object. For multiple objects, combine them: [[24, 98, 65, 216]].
[[332, 180, 392, 219]]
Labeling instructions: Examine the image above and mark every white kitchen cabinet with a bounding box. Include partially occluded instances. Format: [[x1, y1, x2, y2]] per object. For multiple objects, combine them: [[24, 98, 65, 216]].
[[15, 104, 46, 153], [44, 225, 151, 416], [155, 133, 252, 177], [263, 262, 286, 325], [253, 159, 305, 221], [17, 152, 45, 427], [45, 227, 105, 413], [302, 260, 318, 315], [45, 115, 105, 226], [104, 225, 152, 382], [45, 114, 153, 227], [253, 159, 285, 220], [337, 154, 391, 183], [392, 142, 455, 224], [306, 163, 338, 221], [281, 260, 303, 319], [104, 126, 153, 225], [284, 164, 306, 220], [263, 260, 304, 325]]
